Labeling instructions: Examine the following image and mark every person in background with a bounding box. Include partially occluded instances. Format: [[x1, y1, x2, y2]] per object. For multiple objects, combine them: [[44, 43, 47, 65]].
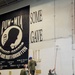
[[28, 57, 37, 75], [20, 64, 29, 75], [0, 72, 1, 75], [48, 68, 55, 75]]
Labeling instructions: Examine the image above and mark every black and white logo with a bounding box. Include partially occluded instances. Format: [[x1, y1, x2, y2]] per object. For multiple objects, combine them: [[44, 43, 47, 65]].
[[1, 26, 22, 51], [0, 21, 28, 60], [0, 6, 29, 69]]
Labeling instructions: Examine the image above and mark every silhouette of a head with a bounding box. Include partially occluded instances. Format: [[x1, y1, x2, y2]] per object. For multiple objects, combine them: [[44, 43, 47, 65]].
[[4, 28, 19, 51], [8, 28, 19, 43], [4, 28, 19, 50]]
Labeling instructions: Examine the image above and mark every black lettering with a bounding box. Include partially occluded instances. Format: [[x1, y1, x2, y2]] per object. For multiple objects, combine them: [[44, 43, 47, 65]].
[[33, 11, 38, 23], [30, 10, 43, 24], [30, 31, 35, 43], [30, 29, 43, 43], [35, 30, 39, 42], [30, 13, 33, 24], [38, 10, 43, 22], [39, 29, 43, 41]]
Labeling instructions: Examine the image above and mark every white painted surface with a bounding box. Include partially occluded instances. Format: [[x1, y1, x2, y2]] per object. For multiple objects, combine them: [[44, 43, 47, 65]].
[[0, 0, 74, 75]]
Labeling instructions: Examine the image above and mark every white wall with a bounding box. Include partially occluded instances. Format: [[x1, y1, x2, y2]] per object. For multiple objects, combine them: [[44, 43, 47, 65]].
[[0, 0, 74, 75]]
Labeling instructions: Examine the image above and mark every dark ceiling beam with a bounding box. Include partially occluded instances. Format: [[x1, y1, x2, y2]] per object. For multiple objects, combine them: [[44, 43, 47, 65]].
[[3, 0, 9, 5], [0, 0, 24, 9]]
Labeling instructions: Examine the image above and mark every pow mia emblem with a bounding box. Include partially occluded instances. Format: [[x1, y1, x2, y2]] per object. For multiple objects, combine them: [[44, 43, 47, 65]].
[[0, 15, 28, 60], [1, 25, 22, 51], [0, 6, 29, 69]]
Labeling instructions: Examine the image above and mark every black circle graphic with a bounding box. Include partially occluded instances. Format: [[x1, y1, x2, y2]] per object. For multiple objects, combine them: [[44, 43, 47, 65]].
[[1, 26, 23, 53]]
